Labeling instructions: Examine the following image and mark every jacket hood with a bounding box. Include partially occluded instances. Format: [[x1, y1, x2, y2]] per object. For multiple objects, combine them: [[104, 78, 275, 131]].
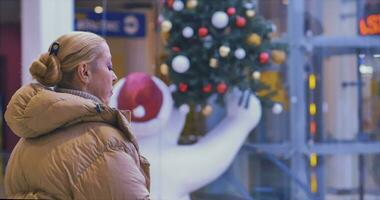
[[5, 83, 132, 139]]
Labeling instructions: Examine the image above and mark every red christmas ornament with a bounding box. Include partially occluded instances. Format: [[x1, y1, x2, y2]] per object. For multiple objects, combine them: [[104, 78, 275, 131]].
[[172, 46, 181, 52], [235, 16, 247, 28], [198, 27, 208, 38], [166, 0, 174, 8], [259, 52, 270, 64], [227, 7, 236, 16], [217, 82, 228, 94], [179, 82, 188, 93], [202, 84, 212, 93]]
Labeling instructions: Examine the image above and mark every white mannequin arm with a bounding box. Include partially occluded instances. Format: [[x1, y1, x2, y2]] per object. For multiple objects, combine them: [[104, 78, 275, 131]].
[[160, 89, 262, 196]]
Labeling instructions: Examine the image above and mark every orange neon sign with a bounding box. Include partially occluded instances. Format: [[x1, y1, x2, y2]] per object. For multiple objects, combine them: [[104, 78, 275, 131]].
[[359, 14, 380, 35]]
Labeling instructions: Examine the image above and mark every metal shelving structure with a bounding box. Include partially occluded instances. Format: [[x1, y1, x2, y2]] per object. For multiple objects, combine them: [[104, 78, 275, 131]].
[[224, 0, 380, 200]]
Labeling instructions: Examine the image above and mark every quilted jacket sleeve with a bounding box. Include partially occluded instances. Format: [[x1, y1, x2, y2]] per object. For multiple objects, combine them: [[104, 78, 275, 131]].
[[73, 150, 150, 200]]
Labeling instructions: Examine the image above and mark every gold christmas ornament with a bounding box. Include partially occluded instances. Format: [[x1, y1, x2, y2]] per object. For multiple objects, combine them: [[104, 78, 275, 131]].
[[247, 33, 261, 46], [271, 50, 286, 64], [202, 105, 213, 116], [252, 71, 261, 80], [186, 0, 198, 9], [161, 31, 170, 44], [209, 58, 218, 68], [246, 10, 256, 18], [160, 63, 169, 75], [161, 20, 172, 33], [219, 46, 231, 57]]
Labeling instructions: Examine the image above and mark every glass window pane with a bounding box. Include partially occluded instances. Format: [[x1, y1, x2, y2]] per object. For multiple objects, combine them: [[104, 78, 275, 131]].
[[306, 0, 380, 37], [359, 53, 380, 138], [257, 0, 288, 39], [192, 153, 291, 200], [321, 155, 380, 199]]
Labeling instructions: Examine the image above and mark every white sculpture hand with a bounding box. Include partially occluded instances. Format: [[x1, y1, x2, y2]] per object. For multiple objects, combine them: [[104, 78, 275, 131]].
[[226, 88, 262, 127]]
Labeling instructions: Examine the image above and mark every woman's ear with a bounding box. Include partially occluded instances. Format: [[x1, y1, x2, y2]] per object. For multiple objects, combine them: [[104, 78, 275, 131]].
[[76, 62, 91, 84]]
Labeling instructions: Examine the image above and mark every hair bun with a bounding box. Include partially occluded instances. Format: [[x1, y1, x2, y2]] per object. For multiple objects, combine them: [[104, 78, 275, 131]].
[[29, 53, 62, 86]]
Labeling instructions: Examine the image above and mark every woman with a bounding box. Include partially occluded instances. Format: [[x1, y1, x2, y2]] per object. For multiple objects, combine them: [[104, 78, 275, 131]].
[[4, 31, 150, 199]]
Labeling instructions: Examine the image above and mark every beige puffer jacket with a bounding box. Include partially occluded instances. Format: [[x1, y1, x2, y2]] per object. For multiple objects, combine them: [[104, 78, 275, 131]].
[[4, 83, 150, 200]]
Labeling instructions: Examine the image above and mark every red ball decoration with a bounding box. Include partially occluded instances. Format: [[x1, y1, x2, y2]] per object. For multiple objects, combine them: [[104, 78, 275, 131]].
[[227, 7, 236, 16], [235, 16, 247, 28], [217, 82, 228, 94], [172, 46, 181, 52], [259, 52, 270, 64], [166, 0, 174, 8], [198, 27, 208, 38], [179, 82, 188, 93], [202, 84, 212, 93]]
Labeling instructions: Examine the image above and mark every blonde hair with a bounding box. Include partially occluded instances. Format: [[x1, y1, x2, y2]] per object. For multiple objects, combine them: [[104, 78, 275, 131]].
[[29, 31, 106, 86]]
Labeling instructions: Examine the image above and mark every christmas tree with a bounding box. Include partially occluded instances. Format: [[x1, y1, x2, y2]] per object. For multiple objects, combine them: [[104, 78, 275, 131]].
[[159, 0, 286, 112]]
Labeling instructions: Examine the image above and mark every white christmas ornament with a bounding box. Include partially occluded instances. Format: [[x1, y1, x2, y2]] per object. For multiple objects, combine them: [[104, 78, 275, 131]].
[[252, 71, 261, 80], [244, 2, 254, 9], [173, 0, 184, 11], [211, 11, 229, 29], [172, 55, 190, 73], [182, 26, 194, 38], [219, 46, 230, 57], [246, 10, 255, 18], [133, 105, 146, 118], [234, 48, 246, 59], [272, 103, 283, 114]]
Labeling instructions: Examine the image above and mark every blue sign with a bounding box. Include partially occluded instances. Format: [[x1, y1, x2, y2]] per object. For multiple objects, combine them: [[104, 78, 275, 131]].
[[75, 10, 145, 37]]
